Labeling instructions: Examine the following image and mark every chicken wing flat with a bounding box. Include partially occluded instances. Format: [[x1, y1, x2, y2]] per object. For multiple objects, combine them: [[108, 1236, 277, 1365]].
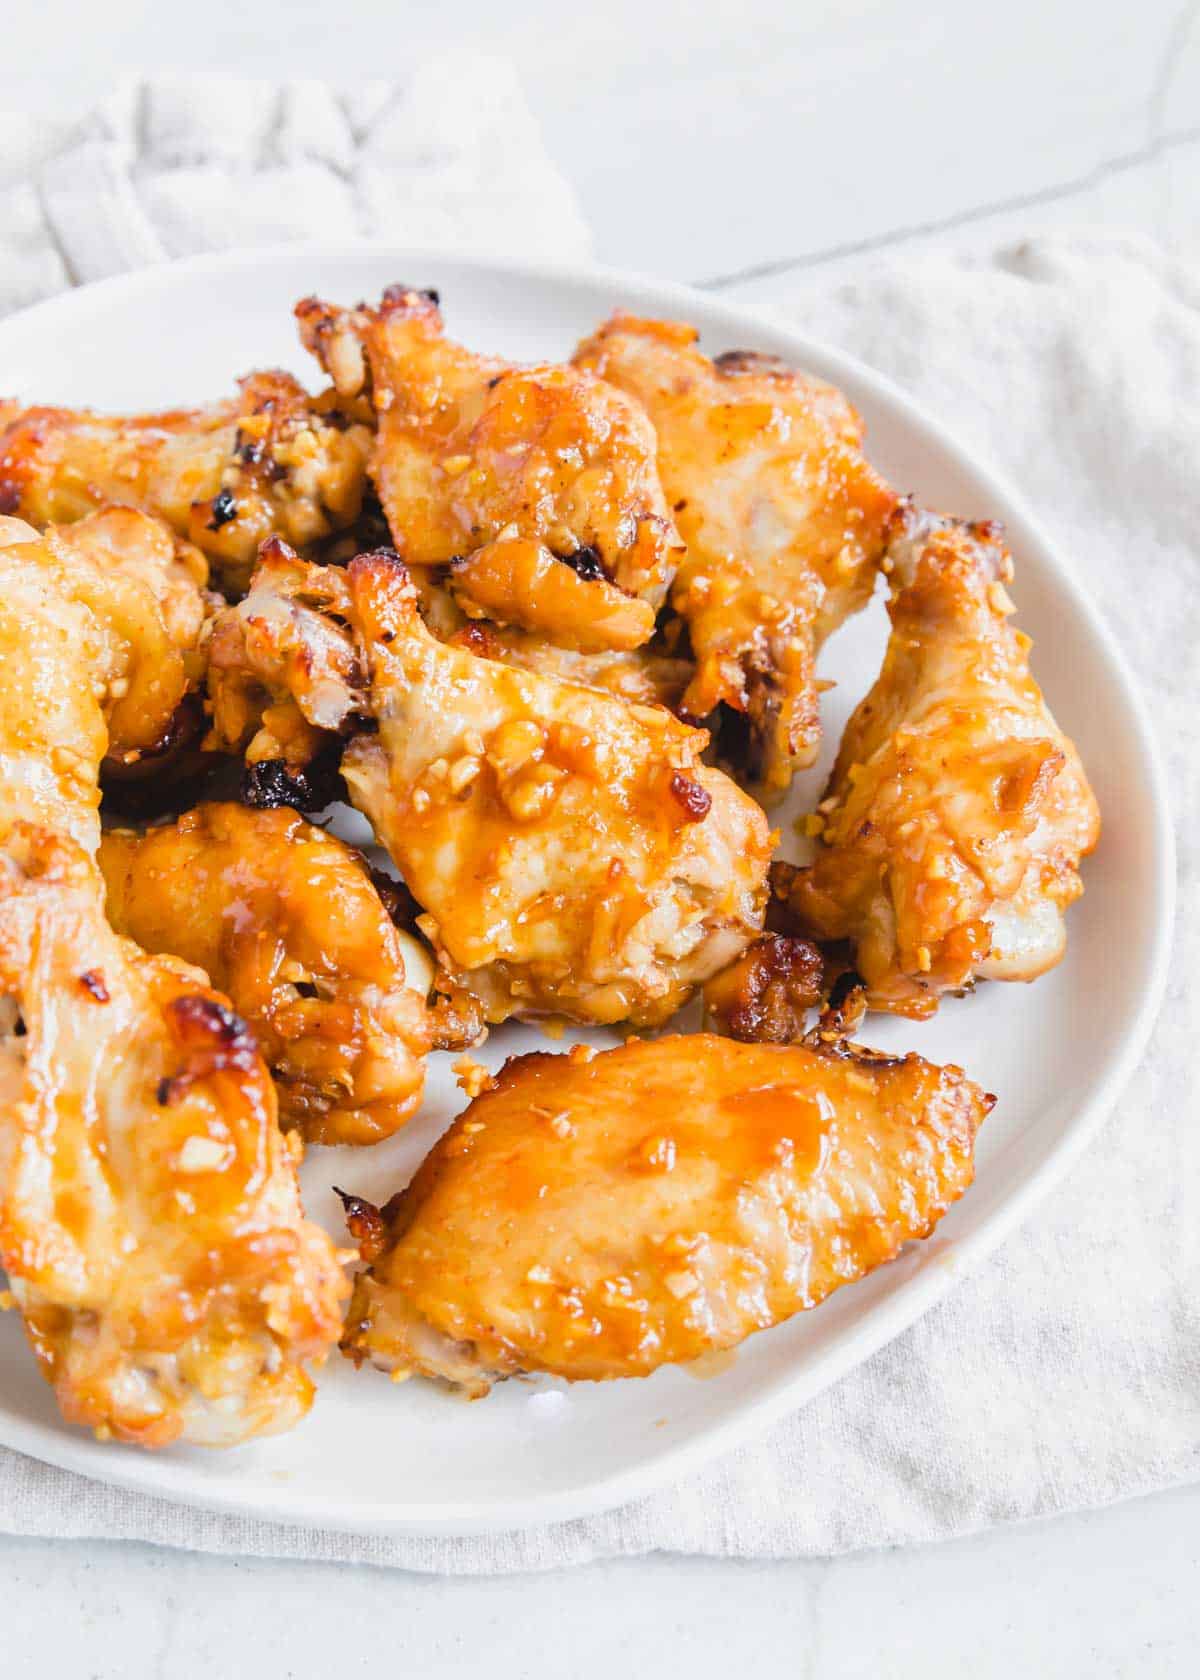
[[0, 824, 348, 1446], [573, 315, 897, 795], [0, 521, 347, 1444], [99, 804, 439, 1147], [0, 371, 371, 591], [205, 542, 769, 1025], [337, 551, 772, 1026], [779, 507, 1100, 1017], [297, 289, 683, 650], [341, 1033, 992, 1392]]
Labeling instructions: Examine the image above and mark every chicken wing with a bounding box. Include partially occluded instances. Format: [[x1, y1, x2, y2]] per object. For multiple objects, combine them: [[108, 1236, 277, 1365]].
[[0, 824, 349, 1446], [99, 804, 442, 1147], [778, 506, 1100, 1017], [341, 1032, 992, 1392], [297, 289, 683, 649], [0, 522, 348, 1444], [573, 315, 897, 795], [205, 542, 769, 1025], [0, 371, 371, 591], [338, 550, 772, 1025], [43, 506, 214, 770]]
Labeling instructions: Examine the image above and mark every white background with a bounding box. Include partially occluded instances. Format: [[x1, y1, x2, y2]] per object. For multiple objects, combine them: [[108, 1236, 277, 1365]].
[[1, 2, 1197, 1674]]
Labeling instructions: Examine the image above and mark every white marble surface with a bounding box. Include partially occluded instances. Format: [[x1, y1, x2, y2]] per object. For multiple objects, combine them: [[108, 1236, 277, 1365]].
[[1, 1, 1198, 1672]]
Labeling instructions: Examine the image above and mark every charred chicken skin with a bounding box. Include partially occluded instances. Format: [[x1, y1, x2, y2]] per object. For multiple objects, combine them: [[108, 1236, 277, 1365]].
[[297, 289, 683, 650], [99, 804, 440, 1147], [0, 370, 371, 591], [341, 1033, 992, 1392], [779, 506, 1100, 1017], [573, 315, 897, 795]]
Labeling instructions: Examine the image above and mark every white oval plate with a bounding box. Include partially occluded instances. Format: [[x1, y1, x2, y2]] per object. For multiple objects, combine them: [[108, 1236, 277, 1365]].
[[0, 246, 1173, 1536]]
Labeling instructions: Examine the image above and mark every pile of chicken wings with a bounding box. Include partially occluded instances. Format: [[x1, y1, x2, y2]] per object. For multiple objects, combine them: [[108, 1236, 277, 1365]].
[[0, 287, 1098, 1446]]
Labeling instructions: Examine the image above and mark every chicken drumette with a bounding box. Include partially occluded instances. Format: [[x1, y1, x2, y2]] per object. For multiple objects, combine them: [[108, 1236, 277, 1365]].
[[297, 288, 683, 650], [778, 506, 1100, 1017], [341, 1032, 992, 1392], [0, 370, 371, 591], [99, 804, 457, 1147], [573, 315, 897, 795]]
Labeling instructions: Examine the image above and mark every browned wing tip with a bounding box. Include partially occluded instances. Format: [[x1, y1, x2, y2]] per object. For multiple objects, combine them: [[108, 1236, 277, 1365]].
[[333, 1187, 389, 1264]]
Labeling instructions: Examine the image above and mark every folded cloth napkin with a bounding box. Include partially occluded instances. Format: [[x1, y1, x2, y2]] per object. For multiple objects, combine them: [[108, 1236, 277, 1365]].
[[0, 71, 1193, 1571], [0, 62, 593, 309]]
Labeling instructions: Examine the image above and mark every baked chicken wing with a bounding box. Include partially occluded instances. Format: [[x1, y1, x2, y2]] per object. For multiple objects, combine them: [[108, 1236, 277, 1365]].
[[206, 542, 770, 1025], [338, 551, 772, 1026], [43, 506, 213, 771], [0, 825, 348, 1446], [99, 804, 441, 1147], [0, 522, 347, 1445], [573, 315, 897, 794], [297, 289, 683, 650], [778, 507, 1100, 1017], [0, 371, 371, 591], [341, 1033, 992, 1392]]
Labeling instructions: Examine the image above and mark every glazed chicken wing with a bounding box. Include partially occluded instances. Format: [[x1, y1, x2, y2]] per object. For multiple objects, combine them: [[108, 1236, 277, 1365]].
[[43, 506, 213, 770], [0, 371, 371, 591], [779, 507, 1100, 1017], [0, 510, 212, 836], [297, 289, 683, 650], [206, 542, 770, 1025], [0, 523, 347, 1445], [341, 1033, 992, 1392], [100, 804, 443, 1147], [574, 315, 897, 795], [338, 551, 772, 1025], [0, 825, 348, 1446]]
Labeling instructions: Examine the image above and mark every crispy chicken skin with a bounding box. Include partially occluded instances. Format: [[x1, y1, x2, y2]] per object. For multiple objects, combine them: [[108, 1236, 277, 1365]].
[[341, 1033, 992, 1392], [99, 804, 438, 1147], [0, 371, 371, 591], [0, 825, 349, 1446], [779, 507, 1100, 1017], [573, 315, 897, 795], [297, 289, 683, 649], [337, 551, 772, 1026], [703, 933, 825, 1043]]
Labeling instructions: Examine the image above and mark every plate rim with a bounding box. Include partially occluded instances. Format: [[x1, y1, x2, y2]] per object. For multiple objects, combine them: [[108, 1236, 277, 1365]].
[[0, 240, 1176, 1537]]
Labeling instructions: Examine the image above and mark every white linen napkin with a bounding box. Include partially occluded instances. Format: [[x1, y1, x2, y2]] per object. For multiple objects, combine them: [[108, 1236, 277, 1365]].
[[0, 73, 1193, 1572]]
